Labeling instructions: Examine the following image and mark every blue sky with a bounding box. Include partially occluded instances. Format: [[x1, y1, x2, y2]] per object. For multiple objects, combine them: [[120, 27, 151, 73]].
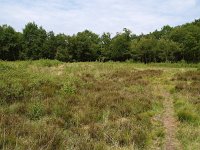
[[0, 0, 200, 35]]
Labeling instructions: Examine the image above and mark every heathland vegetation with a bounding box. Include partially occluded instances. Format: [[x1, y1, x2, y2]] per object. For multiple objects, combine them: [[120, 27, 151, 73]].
[[0, 60, 200, 149], [0, 19, 200, 63]]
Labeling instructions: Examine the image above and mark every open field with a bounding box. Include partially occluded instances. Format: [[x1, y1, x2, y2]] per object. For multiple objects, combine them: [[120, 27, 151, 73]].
[[0, 60, 199, 150]]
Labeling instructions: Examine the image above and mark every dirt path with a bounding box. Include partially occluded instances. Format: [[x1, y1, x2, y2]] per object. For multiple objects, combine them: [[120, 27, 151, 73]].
[[152, 70, 181, 150], [162, 86, 180, 150]]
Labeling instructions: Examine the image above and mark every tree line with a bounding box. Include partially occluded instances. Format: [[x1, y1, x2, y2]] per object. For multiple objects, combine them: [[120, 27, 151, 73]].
[[0, 19, 200, 63]]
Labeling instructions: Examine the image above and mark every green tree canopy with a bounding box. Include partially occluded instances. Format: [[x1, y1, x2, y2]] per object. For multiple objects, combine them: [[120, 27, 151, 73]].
[[22, 22, 47, 60], [0, 25, 21, 60]]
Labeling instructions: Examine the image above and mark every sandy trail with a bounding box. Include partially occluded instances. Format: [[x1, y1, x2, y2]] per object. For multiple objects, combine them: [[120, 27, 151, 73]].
[[162, 87, 180, 150]]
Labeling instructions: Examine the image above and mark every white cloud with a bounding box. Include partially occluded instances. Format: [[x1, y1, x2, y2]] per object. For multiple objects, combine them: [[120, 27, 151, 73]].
[[0, 0, 199, 35]]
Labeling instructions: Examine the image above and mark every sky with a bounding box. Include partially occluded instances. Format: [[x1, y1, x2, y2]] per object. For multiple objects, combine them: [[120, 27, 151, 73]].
[[0, 0, 200, 35]]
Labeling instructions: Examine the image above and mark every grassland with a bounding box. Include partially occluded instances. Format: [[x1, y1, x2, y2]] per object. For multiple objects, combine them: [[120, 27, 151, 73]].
[[0, 60, 199, 150]]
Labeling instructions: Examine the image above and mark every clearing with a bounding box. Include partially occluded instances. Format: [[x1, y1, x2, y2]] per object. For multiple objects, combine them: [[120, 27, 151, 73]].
[[0, 60, 199, 149]]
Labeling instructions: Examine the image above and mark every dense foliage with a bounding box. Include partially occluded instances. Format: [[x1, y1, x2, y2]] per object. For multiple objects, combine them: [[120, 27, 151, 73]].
[[0, 19, 200, 62]]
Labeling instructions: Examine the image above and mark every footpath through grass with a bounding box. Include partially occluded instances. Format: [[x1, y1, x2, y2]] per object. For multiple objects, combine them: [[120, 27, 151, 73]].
[[0, 60, 199, 150]]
